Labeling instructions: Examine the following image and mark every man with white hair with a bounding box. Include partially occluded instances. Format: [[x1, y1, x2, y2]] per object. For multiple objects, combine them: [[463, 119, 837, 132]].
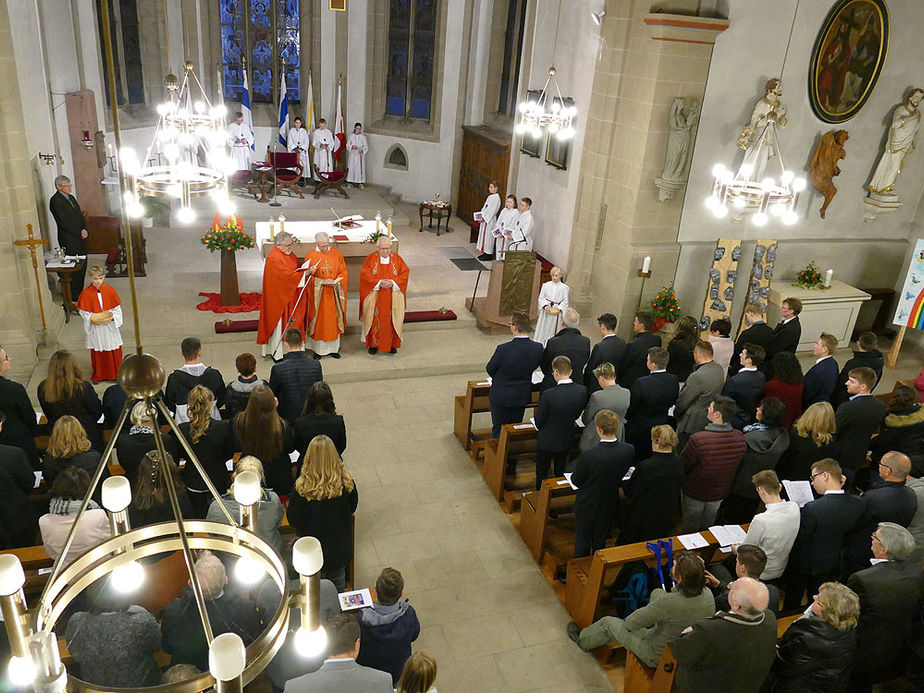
[[257, 231, 306, 359], [302, 232, 348, 358], [540, 308, 590, 391], [160, 552, 262, 670], [848, 522, 924, 689], [49, 174, 89, 301], [359, 236, 409, 355], [671, 576, 777, 693]]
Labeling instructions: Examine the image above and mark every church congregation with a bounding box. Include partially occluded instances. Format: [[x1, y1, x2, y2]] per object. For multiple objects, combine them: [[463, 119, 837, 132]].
[[5, 1, 924, 692]]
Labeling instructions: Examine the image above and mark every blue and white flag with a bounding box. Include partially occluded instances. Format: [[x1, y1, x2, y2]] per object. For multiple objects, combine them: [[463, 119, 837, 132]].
[[277, 72, 289, 147], [241, 65, 255, 151]]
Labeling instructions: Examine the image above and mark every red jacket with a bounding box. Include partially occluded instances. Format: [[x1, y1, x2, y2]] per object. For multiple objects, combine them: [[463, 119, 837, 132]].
[[682, 425, 747, 502]]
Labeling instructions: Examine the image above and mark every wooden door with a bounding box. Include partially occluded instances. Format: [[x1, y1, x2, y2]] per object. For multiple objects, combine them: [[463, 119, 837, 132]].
[[458, 125, 511, 225]]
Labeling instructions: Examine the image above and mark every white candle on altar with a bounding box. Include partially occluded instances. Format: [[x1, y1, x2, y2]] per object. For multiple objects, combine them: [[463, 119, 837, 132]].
[[278, 216, 285, 233], [642, 256, 651, 273], [824, 269, 833, 287]]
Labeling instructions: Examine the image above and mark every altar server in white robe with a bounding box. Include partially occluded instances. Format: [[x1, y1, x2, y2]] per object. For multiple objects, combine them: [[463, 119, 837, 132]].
[[507, 197, 534, 252], [311, 118, 337, 180], [493, 194, 520, 261], [533, 266, 569, 346], [476, 181, 501, 260], [228, 111, 254, 171], [346, 123, 369, 188], [287, 116, 311, 183]]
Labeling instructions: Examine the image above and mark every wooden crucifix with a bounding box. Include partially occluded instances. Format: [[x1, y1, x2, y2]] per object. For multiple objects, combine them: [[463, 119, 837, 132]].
[[14, 224, 49, 330]]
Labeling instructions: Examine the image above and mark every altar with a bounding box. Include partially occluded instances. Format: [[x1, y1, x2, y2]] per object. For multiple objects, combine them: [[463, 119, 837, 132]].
[[255, 220, 398, 295], [768, 280, 871, 352]]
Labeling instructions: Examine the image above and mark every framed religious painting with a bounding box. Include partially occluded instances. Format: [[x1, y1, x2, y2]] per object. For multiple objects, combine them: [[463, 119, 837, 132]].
[[545, 133, 570, 169], [520, 131, 542, 158], [809, 0, 889, 124]]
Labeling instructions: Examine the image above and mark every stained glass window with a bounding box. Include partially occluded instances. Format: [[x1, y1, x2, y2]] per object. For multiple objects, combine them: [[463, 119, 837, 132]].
[[386, 0, 437, 121], [220, 0, 300, 103], [498, 0, 527, 117]]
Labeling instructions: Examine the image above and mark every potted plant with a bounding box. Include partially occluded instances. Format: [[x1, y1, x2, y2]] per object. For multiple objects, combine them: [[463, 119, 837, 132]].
[[200, 213, 255, 306], [650, 282, 682, 332], [794, 261, 824, 289], [139, 196, 169, 228]]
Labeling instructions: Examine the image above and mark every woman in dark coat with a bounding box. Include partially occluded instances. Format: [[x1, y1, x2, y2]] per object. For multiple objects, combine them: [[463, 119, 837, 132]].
[[115, 401, 180, 483], [38, 350, 104, 452], [870, 385, 924, 475], [776, 402, 839, 482], [618, 425, 684, 545], [233, 384, 295, 496], [42, 415, 108, 499], [128, 451, 192, 528], [294, 381, 347, 459], [666, 316, 698, 383], [771, 581, 858, 692]]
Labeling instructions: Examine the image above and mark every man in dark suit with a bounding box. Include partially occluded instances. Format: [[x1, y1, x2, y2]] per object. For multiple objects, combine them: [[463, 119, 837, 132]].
[[766, 296, 802, 362], [540, 308, 590, 390], [802, 332, 840, 408], [834, 367, 886, 483], [572, 409, 633, 558], [270, 327, 324, 424], [722, 344, 766, 430], [675, 340, 726, 448], [0, 346, 38, 466], [832, 332, 885, 406], [619, 311, 661, 388], [486, 311, 544, 438], [783, 458, 867, 610], [49, 174, 89, 300], [0, 412, 37, 549], [584, 313, 626, 394], [534, 355, 587, 488], [625, 347, 679, 460], [848, 522, 924, 691], [729, 303, 773, 376]]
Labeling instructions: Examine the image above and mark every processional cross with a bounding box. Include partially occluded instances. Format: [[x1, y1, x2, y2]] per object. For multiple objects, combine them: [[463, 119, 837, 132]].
[[14, 224, 49, 330]]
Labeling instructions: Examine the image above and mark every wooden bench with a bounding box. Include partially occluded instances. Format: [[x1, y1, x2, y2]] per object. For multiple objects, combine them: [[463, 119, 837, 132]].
[[483, 423, 539, 507], [519, 476, 576, 563], [452, 380, 540, 453]]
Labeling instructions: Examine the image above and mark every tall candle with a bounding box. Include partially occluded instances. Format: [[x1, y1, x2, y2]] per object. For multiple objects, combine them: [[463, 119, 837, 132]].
[[824, 269, 833, 287], [642, 256, 651, 273], [387, 218, 393, 239], [269, 218, 275, 236], [278, 216, 285, 233]]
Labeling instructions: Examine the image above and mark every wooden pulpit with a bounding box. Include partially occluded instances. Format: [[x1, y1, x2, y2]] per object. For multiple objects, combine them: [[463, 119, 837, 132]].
[[466, 251, 541, 333]]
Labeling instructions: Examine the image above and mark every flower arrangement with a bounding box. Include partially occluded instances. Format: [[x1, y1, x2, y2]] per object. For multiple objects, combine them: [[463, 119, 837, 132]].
[[200, 215, 256, 253], [795, 261, 823, 288], [364, 229, 388, 244], [650, 282, 682, 323]]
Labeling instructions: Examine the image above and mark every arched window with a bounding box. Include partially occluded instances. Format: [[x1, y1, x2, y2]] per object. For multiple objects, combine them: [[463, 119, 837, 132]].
[[386, 0, 437, 121], [220, 0, 301, 103], [385, 144, 409, 170]]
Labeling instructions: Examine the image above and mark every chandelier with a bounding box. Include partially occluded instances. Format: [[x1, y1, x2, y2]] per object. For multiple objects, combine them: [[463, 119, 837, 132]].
[[120, 61, 236, 225]]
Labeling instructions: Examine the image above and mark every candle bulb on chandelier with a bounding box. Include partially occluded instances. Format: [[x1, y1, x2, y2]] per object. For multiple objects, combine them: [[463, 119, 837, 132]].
[[824, 269, 833, 288], [642, 256, 651, 274]]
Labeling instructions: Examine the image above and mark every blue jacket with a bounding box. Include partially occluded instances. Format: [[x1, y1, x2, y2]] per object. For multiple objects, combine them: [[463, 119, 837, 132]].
[[802, 357, 839, 408], [486, 336, 544, 408], [356, 601, 420, 685]]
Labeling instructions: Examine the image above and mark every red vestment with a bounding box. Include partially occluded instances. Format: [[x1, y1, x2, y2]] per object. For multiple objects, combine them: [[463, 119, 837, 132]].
[[304, 247, 348, 342], [359, 251, 409, 351], [257, 247, 306, 344], [76, 283, 123, 382]]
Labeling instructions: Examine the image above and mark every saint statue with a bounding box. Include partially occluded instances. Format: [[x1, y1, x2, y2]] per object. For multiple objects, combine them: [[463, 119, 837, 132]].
[[655, 97, 699, 201], [867, 88, 924, 198], [737, 78, 788, 179]]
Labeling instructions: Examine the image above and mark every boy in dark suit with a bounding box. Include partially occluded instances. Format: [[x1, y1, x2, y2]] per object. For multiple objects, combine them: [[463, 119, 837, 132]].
[[802, 333, 839, 408], [767, 296, 802, 361], [722, 344, 767, 430], [619, 311, 661, 388], [729, 303, 773, 376], [534, 355, 587, 488], [485, 311, 544, 439], [834, 366, 886, 483], [584, 313, 627, 393], [625, 347, 679, 460], [832, 331, 885, 406]]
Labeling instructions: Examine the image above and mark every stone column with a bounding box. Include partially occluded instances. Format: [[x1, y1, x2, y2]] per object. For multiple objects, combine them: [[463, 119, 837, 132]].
[[565, 3, 726, 336]]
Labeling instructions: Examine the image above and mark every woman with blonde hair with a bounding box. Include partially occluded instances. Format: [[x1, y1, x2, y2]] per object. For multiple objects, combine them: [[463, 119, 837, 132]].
[[285, 435, 357, 590], [172, 385, 234, 517], [128, 451, 191, 528], [115, 400, 179, 483], [205, 456, 285, 553], [777, 402, 839, 481], [397, 651, 438, 693], [42, 415, 107, 491], [38, 350, 104, 451], [233, 384, 295, 496]]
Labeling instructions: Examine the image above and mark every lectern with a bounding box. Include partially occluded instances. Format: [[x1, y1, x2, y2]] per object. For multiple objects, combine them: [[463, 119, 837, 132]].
[[466, 251, 541, 333]]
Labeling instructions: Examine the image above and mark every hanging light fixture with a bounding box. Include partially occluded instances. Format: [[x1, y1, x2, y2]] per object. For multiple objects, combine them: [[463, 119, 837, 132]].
[[515, 0, 578, 141], [120, 61, 234, 225], [705, 0, 806, 225]]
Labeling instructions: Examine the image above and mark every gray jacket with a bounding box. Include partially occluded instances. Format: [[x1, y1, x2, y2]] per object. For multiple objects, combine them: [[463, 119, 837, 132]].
[[675, 361, 726, 435], [283, 658, 393, 693], [580, 384, 631, 450], [623, 587, 716, 666]]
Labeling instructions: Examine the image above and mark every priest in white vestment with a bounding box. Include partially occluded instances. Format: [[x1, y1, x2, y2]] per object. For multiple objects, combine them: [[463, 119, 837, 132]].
[[311, 118, 337, 180], [346, 123, 369, 187], [475, 181, 501, 260], [227, 111, 254, 171], [493, 195, 520, 261], [533, 267, 569, 346], [507, 197, 534, 252], [287, 116, 311, 183]]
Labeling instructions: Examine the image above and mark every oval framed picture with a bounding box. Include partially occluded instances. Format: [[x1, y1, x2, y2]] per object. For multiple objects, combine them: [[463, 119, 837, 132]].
[[809, 0, 889, 124]]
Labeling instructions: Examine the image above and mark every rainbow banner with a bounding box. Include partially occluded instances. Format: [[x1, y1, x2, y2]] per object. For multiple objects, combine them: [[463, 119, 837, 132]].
[[892, 238, 924, 328]]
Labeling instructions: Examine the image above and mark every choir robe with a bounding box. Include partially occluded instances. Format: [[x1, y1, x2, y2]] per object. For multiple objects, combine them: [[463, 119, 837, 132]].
[[508, 209, 534, 251], [475, 192, 501, 254], [311, 128, 337, 179], [287, 126, 311, 176], [257, 247, 307, 356], [76, 283, 123, 382], [303, 246, 348, 356], [227, 121, 254, 170], [346, 133, 369, 184], [533, 280, 570, 347], [493, 207, 521, 260], [359, 251, 410, 353]]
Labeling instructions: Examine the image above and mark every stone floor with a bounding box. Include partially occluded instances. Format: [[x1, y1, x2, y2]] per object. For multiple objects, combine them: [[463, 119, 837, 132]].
[[23, 183, 924, 692]]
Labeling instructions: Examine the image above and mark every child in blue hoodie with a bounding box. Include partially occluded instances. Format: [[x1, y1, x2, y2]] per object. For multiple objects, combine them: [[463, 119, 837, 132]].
[[357, 567, 421, 685]]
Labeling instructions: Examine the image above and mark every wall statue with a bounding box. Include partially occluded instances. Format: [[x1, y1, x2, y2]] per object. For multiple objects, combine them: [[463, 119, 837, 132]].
[[809, 130, 849, 219], [864, 87, 923, 220], [737, 78, 788, 180], [655, 97, 700, 202]]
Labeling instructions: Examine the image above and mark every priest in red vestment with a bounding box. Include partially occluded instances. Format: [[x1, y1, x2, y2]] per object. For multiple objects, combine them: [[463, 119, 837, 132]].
[[257, 231, 307, 358], [76, 265, 123, 382], [303, 232, 348, 358], [359, 236, 409, 354]]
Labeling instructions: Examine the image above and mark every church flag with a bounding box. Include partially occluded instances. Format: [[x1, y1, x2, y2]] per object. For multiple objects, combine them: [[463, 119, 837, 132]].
[[241, 65, 255, 151], [305, 71, 315, 156], [334, 79, 345, 163], [277, 72, 289, 147]]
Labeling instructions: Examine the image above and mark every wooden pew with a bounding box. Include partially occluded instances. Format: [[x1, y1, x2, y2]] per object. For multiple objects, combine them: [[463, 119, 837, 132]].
[[519, 477, 576, 562], [483, 423, 538, 506], [452, 380, 540, 452]]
